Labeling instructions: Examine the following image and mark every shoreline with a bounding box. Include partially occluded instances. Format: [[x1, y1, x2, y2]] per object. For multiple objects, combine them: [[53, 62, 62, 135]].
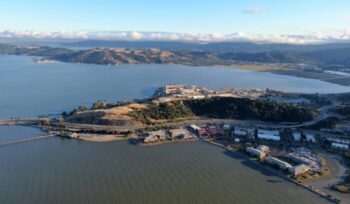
[[228, 63, 350, 87], [306, 153, 350, 202], [203, 139, 343, 204], [138, 138, 198, 147], [18, 54, 350, 88]]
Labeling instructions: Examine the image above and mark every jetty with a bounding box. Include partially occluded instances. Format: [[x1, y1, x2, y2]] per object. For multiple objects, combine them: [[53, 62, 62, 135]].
[[0, 134, 56, 147]]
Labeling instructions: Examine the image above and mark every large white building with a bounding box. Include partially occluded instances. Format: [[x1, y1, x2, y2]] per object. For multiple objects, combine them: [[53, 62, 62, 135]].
[[257, 130, 280, 141], [332, 142, 349, 150], [265, 156, 292, 170], [246, 147, 265, 160], [289, 164, 310, 176]]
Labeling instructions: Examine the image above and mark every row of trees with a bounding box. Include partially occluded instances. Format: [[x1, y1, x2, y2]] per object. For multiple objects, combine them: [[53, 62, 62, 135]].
[[131, 97, 315, 123]]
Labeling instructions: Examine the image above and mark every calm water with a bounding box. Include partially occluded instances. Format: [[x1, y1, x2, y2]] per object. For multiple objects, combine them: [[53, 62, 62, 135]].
[[0, 127, 331, 204], [0, 55, 349, 118], [0, 55, 345, 203], [0, 125, 43, 143]]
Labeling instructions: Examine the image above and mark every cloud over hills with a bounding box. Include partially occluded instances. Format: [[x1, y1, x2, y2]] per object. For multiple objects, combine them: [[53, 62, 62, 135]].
[[1, 29, 350, 44]]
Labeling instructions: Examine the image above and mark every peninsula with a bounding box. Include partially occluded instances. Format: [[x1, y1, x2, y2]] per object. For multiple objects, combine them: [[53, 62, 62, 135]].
[[2, 42, 350, 85]]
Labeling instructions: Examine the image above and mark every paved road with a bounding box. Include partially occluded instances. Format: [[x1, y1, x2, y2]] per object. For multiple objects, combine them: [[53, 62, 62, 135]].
[[0, 96, 341, 132]]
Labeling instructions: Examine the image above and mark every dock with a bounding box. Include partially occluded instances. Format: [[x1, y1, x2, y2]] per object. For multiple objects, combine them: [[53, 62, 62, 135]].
[[0, 134, 56, 147]]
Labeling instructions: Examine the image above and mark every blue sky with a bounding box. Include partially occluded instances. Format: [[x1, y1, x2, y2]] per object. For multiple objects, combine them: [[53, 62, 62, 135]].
[[1, 0, 349, 34], [0, 0, 350, 43]]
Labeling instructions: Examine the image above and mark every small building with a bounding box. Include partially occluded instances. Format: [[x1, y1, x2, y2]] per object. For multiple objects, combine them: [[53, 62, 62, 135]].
[[265, 156, 292, 170], [223, 124, 230, 130], [292, 132, 316, 143], [189, 124, 200, 132], [292, 132, 301, 141], [331, 142, 349, 150], [305, 134, 316, 143], [197, 128, 209, 138], [169, 128, 189, 140], [246, 147, 265, 160], [234, 138, 240, 143], [144, 135, 159, 143], [207, 126, 225, 137], [148, 130, 167, 141], [257, 130, 280, 141], [289, 164, 310, 176], [234, 128, 247, 136]]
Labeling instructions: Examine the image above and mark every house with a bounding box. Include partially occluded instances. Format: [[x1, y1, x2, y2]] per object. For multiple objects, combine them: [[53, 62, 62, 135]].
[[289, 164, 310, 176]]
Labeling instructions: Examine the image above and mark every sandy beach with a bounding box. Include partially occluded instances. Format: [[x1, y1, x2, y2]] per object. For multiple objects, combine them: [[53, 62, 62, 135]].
[[76, 134, 128, 142]]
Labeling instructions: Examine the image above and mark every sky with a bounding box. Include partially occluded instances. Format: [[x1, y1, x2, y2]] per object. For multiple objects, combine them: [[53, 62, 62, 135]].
[[1, 0, 350, 43]]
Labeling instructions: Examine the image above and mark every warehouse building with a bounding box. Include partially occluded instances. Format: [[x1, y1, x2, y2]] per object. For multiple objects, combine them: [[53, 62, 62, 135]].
[[246, 147, 265, 160], [265, 156, 292, 170], [289, 164, 310, 176]]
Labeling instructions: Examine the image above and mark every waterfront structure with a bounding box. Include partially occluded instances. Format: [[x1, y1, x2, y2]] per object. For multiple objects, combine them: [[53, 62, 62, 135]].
[[169, 128, 189, 140], [265, 156, 292, 170], [144, 135, 159, 143], [257, 145, 269, 153], [287, 150, 322, 173], [246, 147, 265, 160], [143, 130, 168, 143], [289, 164, 310, 176]]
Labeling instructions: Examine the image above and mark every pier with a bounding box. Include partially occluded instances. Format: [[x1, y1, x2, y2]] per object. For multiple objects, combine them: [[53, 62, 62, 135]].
[[0, 134, 56, 147], [0, 118, 45, 126]]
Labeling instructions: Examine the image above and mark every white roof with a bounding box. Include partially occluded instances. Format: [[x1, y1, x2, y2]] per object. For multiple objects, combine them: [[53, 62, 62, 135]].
[[292, 133, 301, 141], [189, 124, 200, 130], [234, 128, 246, 135], [258, 130, 280, 141], [306, 134, 316, 142], [332, 142, 349, 149]]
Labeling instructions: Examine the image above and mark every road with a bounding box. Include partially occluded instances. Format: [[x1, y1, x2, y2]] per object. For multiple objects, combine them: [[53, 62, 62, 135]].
[[0, 95, 341, 133]]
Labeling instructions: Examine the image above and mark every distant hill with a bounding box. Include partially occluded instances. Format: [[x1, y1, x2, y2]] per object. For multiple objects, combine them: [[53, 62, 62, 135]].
[[2, 42, 350, 69], [61, 40, 350, 53]]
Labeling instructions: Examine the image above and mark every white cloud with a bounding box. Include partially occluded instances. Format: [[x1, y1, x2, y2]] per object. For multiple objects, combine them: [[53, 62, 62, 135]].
[[342, 14, 350, 21], [242, 7, 266, 14], [1, 29, 350, 44]]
